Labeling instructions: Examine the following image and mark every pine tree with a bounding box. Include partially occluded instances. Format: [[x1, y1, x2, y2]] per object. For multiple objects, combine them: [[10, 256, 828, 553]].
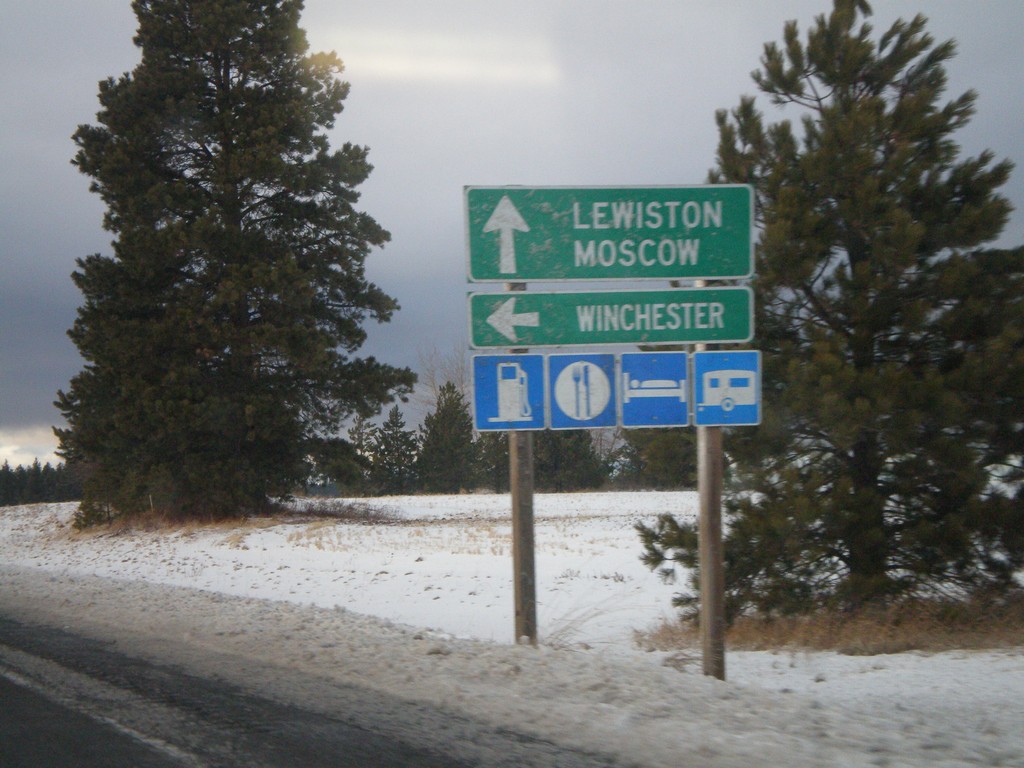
[[615, 429, 697, 489], [416, 382, 477, 494], [0, 461, 84, 505], [369, 406, 419, 495], [476, 432, 509, 493], [641, 0, 1022, 614], [343, 414, 376, 491], [26, 461, 45, 502], [534, 431, 607, 492], [56, 0, 414, 522]]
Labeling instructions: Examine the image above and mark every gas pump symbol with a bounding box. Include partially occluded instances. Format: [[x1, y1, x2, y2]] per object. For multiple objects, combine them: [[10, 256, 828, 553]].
[[491, 362, 532, 422]]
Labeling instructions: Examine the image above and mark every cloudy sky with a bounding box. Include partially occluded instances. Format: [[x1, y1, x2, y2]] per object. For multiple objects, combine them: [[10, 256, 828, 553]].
[[2, 0, 1022, 465]]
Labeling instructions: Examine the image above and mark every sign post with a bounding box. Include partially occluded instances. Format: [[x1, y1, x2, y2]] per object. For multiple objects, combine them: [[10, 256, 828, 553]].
[[466, 184, 755, 666], [506, 283, 538, 646], [510, 426, 537, 645], [696, 286, 726, 678], [697, 419, 726, 680]]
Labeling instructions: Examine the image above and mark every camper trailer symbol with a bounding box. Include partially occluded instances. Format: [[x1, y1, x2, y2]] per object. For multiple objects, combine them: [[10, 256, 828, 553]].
[[693, 351, 761, 426], [700, 370, 756, 412]]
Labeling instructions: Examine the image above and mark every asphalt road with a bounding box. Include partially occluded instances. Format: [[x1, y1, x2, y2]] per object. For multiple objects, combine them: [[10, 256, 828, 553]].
[[0, 615, 619, 768], [0, 673, 186, 768]]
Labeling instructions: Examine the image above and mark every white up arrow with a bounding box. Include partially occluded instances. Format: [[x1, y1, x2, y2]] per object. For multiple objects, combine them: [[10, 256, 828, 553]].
[[486, 297, 540, 343], [483, 195, 529, 274]]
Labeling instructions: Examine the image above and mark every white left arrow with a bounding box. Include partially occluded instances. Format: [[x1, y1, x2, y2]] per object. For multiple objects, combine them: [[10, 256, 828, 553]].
[[483, 195, 529, 274], [486, 297, 540, 343]]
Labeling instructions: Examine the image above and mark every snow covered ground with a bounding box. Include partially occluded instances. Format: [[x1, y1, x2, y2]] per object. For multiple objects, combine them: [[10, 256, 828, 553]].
[[1, 493, 1022, 767]]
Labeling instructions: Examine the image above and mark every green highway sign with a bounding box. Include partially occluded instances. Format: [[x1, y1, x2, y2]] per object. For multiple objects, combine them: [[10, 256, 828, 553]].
[[466, 185, 753, 282], [468, 287, 753, 348]]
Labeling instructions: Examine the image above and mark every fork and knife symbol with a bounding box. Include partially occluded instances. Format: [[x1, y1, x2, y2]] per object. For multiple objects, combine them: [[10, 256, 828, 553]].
[[572, 363, 591, 419]]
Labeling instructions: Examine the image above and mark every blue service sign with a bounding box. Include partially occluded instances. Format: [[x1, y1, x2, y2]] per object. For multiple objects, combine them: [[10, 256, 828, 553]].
[[548, 353, 617, 430], [472, 354, 546, 431], [693, 350, 761, 426], [620, 352, 689, 428]]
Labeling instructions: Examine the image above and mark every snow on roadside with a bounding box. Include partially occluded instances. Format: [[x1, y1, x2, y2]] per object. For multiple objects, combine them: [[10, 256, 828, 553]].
[[1, 494, 1022, 767], [0, 493, 690, 647]]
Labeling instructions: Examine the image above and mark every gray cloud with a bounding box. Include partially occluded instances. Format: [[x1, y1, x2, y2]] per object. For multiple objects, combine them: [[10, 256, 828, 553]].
[[2, 0, 1022, 462]]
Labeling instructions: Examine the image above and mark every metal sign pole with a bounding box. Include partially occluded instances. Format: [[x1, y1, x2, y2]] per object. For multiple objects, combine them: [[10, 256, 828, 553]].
[[507, 282, 538, 646], [697, 422, 726, 679], [509, 428, 537, 645], [695, 276, 726, 680]]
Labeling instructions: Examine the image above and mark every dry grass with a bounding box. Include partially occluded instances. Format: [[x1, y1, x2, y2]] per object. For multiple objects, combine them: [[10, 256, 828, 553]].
[[288, 498, 402, 525], [636, 595, 1024, 655], [72, 498, 400, 537]]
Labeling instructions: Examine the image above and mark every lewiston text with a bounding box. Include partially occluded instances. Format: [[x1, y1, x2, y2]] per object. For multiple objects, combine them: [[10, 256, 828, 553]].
[[572, 199, 722, 270]]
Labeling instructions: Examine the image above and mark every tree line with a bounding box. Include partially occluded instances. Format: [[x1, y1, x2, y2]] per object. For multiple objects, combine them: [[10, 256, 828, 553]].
[[0, 460, 84, 506], [306, 381, 698, 496], [0, 388, 697, 507]]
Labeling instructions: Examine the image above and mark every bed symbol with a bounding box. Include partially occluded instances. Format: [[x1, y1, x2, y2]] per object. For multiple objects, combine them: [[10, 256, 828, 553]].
[[619, 352, 690, 428], [622, 372, 687, 403]]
